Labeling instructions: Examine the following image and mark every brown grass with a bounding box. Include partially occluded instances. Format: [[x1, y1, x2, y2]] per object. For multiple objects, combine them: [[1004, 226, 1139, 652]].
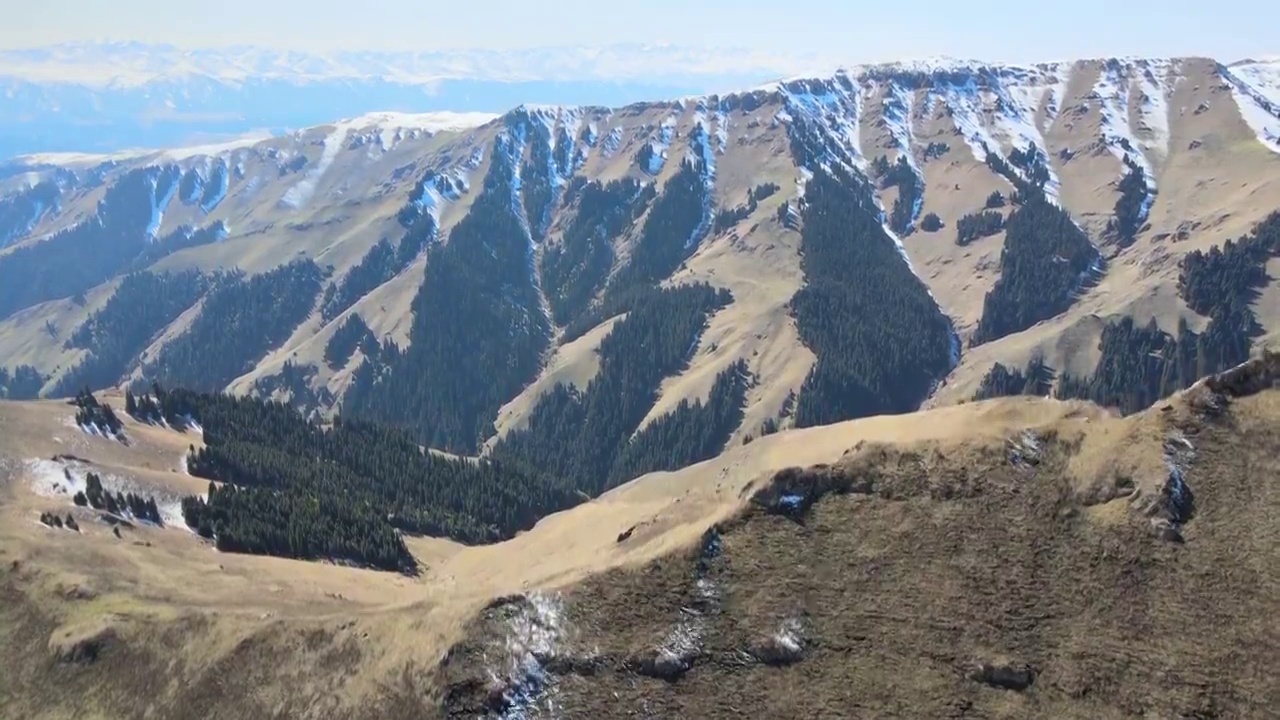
[[442, 380, 1280, 718]]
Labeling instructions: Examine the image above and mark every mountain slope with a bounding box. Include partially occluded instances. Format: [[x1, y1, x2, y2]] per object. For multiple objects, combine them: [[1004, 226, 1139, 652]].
[[1, 55, 1279, 456]]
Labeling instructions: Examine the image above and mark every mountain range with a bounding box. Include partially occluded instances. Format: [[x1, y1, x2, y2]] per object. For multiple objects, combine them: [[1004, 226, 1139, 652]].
[[2, 49, 1280, 719], [2, 54, 1278, 449]]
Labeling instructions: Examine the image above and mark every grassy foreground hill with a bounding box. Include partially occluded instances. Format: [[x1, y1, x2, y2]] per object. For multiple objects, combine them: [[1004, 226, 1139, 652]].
[[1, 355, 1278, 718]]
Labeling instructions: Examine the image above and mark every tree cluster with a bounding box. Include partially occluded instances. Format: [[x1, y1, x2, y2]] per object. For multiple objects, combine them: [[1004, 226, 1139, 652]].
[[520, 118, 558, 240], [788, 165, 956, 427], [130, 223, 228, 270], [0, 365, 44, 400], [608, 359, 750, 482], [1057, 212, 1280, 414], [324, 314, 377, 370], [1107, 155, 1150, 248], [971, 193, 1100, 345], [342, 133, 551, 453], [562, 158, 710, 342], [71, 388, 125, 439], [76, 471, 161, 523], [874, 155, 923, 236], [324, 190, 439, 323], [973, 356, 1052, 401], [713, 182, 782, 234], [253, 360, 333, 414], [955, 210, 1004, 246], [161, 386, 577, 572], [541, 178, 652, 327], [920, 213, 943, 233], [39, 511, 78, 531], [493, 283, 732, 496], [142, 260, 324, 392], [53, 269, 210, 396]]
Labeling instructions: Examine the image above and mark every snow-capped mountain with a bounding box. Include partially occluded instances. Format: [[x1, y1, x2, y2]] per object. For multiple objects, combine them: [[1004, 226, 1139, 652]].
[[1, 55, 1279, 446]]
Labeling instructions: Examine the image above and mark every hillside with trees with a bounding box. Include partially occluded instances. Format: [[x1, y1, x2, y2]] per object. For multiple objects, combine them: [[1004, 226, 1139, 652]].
[[0, 166, 181, 320], [1057, 212, 1279, 414], [971, 192, 1100, 345], [53, 269, 211, 395], [541, 178, 653, 327], [493, 283, 732, 495], [324, 314, 376, 370], [973, 356, 1052, 401], [143, 260, 324, 393], [148, 385, 577, 571], [788, 165, 956, 427], [342, 132, 550, 454], [562, 156, 711, 342]]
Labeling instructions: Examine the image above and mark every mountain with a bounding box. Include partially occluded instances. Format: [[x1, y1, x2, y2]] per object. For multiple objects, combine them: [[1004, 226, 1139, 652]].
[[2, 50, 1280, 719], [0, 42, 826, 159], [2, 55, 1278, 452]]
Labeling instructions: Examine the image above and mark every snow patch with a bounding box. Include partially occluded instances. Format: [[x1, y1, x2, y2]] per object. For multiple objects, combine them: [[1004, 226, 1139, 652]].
[[601, 127, 623, 158], [1221, 60, 1280, 154], [24, 456, 198, 529], [1092, 62, 1157, 179], [200, 163, 229, 214], [488, 593, 566, 719], [880, 83, 919, 172], [146, 168, 179, 238], [279, 126, 348, 209], [1135, 60, 1174, 157]]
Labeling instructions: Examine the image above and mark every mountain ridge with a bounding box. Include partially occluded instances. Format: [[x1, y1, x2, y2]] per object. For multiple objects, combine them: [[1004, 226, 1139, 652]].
[[1, 54, 1278, 457]]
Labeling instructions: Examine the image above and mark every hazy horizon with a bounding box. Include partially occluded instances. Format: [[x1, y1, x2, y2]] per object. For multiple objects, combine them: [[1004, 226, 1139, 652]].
[[3, 0, 1274, 67]]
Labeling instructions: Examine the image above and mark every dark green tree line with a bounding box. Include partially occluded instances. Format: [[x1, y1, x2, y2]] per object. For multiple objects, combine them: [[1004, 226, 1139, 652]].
[[142, 260, 324, 392], [342, 132, 551, 453], [53, 269, 210, 395], [787, 165, 956, 427]]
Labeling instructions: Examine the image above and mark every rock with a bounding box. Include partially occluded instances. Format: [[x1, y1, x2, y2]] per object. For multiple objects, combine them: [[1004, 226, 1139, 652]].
[[631, 648, 694, 681], [616, 525, 636, 543], [968, 662, 1036, 691], [751, 634, 804, 666]]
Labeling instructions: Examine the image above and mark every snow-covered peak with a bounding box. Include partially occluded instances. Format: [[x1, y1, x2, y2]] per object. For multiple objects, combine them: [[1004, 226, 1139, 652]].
[[335, 111, 499, 135]]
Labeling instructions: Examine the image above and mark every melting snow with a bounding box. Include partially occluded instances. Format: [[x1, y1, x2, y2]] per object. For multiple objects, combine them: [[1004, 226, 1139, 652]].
[[200, 163, 229, 214], [601, 127, 624, 158], [1092, 63, 1156, 179], [1221, 60, 1280, 154], [880, 83, 919, 172], [24, 456, 197, 529], [280, 126, 348, 209], [146, 168, 179, 238], [1135, 60, 1174, 157]]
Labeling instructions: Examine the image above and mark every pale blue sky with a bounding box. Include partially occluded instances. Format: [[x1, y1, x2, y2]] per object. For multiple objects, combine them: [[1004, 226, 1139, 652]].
[[4, 0, 1275, 63]]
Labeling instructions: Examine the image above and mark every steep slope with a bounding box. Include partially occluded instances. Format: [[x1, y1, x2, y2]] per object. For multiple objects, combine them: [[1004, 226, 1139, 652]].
[[2, 55, 1279, 452]]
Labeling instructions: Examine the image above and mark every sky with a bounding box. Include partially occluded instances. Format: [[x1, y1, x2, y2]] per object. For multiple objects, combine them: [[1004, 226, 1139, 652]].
[[2, 0, 1275, 64]]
